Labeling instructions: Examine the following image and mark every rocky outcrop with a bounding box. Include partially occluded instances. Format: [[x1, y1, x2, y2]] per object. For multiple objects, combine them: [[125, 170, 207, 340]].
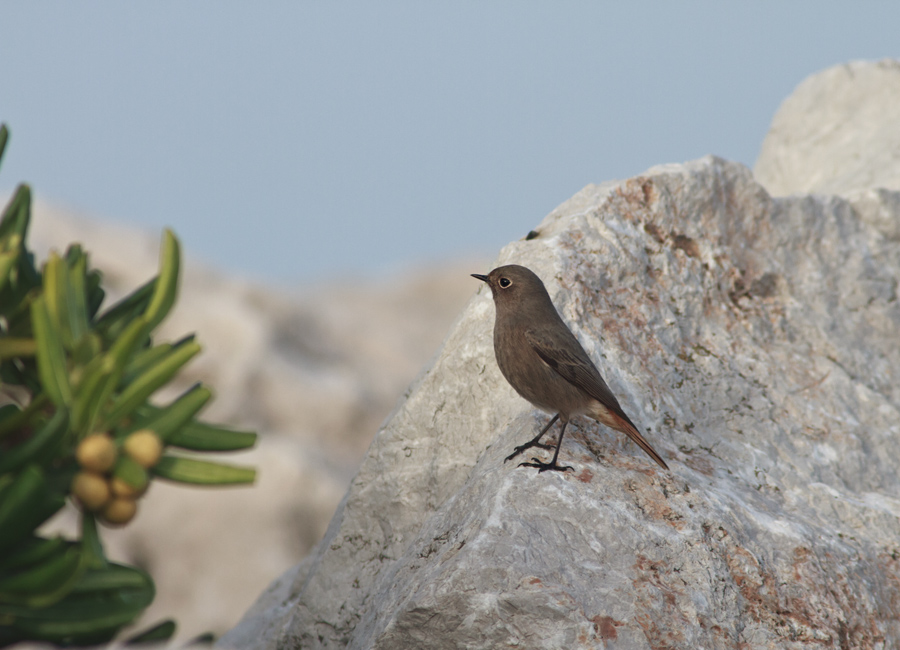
[[217, 58, 900, 649], [219, 150, 900, 649]]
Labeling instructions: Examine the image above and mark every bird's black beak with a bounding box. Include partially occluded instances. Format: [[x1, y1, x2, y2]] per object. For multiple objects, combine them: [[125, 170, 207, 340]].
[[471, 273, 489, 283]]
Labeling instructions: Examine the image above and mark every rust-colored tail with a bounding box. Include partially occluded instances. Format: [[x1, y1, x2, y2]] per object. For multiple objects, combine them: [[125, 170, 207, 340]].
[[608, 412, 669, 470]]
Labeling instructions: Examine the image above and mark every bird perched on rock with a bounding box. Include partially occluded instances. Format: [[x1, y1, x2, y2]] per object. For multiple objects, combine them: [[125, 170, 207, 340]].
[[472, 264, 668, 473]]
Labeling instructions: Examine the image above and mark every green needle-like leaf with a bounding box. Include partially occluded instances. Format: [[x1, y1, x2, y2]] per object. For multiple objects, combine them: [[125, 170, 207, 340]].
[[103, 340, 200, 427], [79, 513, 106, 570], [72, 316, 150, 434], [132, 383, 211, 442], [94, 278, 154, 339], [0, 465, 66, 556], [0, 124, 8, 166], [144, 230, 180, 331], [0, 183, 30, 242], [62, 248, 90, 346], [0, 395, 49, 442], [167, 419, 257, 452], [118, 334, 193, 390], [0, 546, 84, 607], [30, 296, 73, 408], [0, 337, 37, 360], [0, 249, 18, 292], [113, 456, 147, 491], [0, 184, 32, 297], [125, 619, 176, 645], [42, 253, 67, 344], [119, 342, 172, 387], [0, 536, 67, 573], [0, 409, 68, 474], [0, 563, 154, 645], [153, 455, 256, 485], [70, 564, 151, 594]]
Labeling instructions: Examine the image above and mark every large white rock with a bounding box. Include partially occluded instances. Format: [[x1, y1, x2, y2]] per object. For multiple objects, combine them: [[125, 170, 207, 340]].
[[754, 59, 900, 197], [220, 156, 900, 649]]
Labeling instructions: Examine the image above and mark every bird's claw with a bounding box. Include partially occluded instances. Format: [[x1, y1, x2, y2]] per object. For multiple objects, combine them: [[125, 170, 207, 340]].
[[504, 442, 554, 463], [518, 458, 574, 473]]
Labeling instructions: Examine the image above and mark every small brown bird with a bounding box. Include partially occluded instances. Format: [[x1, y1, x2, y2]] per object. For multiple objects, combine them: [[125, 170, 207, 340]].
[[472, 264, 668, 473]]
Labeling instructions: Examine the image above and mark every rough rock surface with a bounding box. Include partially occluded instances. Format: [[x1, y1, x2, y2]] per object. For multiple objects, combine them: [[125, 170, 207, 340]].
[[220, 155, 900, 649], [26, 202, 478, 640], [754, 58, 900, 197]]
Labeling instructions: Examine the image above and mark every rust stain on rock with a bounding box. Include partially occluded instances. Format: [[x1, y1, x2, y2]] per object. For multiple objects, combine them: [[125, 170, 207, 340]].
[[709, 535, 890, 648], [625, 478, 685, 529], [640, 179, 658, 206], [680, 451, 715, 476], [591, 615, 621, 640], [643, 222, 665, 243], [671, 232, 701, 259]]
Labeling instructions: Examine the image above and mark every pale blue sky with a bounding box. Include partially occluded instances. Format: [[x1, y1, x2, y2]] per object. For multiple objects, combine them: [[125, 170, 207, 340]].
[[2, 3, 898, 284]]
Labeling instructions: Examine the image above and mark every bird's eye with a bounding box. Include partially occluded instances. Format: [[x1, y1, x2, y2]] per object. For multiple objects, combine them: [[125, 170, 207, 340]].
[[499, 277, 512, 288]]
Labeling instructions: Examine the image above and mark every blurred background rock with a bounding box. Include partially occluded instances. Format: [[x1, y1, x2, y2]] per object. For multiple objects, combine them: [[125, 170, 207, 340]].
[[28, 203, 484, 639]]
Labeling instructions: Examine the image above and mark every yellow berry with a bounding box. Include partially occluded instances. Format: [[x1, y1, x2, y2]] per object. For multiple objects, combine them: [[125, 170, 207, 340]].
[[102, 497, 137, 525], [123, 429, 163, 469], [71, 472, 111, 511], [75, 434, 117, 473]]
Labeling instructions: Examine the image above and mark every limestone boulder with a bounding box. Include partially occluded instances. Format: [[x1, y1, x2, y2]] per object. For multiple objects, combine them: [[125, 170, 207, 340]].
[[754, 58, 900, 197], [221, 156, 900, 649]]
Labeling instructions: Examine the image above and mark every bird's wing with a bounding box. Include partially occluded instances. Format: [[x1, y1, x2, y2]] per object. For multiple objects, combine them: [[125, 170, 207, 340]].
[[523, 325, 631, 422], [524, 325, 669, 470]]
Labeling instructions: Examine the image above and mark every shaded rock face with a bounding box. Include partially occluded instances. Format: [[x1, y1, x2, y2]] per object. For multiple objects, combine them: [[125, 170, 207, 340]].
[[221, 155, 900, 650]]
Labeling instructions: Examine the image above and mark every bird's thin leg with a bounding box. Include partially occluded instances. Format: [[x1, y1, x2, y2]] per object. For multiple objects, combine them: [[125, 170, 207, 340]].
[[519, 419, 574, 473], [504, 414, 560, 462]]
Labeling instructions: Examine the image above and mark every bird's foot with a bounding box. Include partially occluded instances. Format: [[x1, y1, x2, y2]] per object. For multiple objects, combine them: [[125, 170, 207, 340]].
[[504, 441, 554, 463], [518, 457, 574, 473]]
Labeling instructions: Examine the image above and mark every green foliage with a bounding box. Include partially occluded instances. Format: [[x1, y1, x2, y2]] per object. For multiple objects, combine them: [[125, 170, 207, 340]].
[[0, 124, 258, 646]]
